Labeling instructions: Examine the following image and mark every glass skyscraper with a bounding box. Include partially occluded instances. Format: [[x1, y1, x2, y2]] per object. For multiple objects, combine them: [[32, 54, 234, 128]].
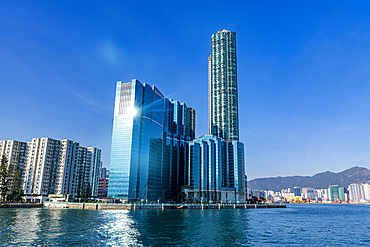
[[209, 29, 239, 141], [108, 79, 195, 201]]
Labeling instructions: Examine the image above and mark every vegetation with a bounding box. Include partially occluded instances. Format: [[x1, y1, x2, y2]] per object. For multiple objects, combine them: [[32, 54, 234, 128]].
[[180, 185, 191, 189], [9, 169, 24, 202], [0, 155, 9, 201], [177, 192, 186, 202], [80, 182, 92, 202], [81, 182, 87, 202], [246, 196, 264, 204]]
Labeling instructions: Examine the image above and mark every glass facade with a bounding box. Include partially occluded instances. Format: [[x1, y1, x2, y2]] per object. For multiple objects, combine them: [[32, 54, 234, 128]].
[[209, 29, 239, 141], [162, 99, 195, 200], [108, 79, 195, 201], [188, 136, 245, 203]]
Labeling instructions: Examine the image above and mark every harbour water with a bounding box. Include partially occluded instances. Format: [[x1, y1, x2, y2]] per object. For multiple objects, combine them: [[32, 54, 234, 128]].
[[1, 204, 370, 246]]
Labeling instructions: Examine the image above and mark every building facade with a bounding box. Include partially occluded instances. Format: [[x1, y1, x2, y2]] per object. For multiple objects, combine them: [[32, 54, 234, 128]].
[[294, 187, 301, 197], [348, 183, 370, 202], [108, 79, 195, 201], [0, 140, 27, 197], [301, 187, 315, 200], [23, 138, 80, 196], [328, 185, 345, 202], [100, 164, 109, 179], [162, 99, 195, 200], [209, 29, 239, 141], [74, 147, 101, 197]]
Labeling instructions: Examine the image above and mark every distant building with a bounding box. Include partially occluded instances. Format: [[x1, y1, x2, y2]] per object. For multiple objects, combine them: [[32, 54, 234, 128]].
[[266, 190, 275, 200], [328, 185, 345, 202], [251, 190, 265, 199], [100, 166, 109, 179], [294, 187, 301, 197], [301, 187, 315, 200], [316, 189, 328, 201], [348, 183, 370, 202], [363, 183, 370, 201]]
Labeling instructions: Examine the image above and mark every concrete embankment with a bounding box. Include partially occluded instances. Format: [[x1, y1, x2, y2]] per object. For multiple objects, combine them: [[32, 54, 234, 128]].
[[44, 202, 286, 210], [0, 203, 43, 208]]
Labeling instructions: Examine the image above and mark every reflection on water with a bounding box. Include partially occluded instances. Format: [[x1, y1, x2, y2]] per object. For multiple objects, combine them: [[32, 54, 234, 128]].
[[1, 205, 370, 246], [98, 209, 252, 246], [99, 210, 140, 246]]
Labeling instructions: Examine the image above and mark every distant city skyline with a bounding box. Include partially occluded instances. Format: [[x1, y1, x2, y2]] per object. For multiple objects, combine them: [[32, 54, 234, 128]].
[[1, 1, 370, 180]]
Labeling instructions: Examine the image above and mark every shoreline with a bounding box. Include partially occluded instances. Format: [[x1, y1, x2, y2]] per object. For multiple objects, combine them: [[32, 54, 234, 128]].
[[44, 202, 286, 210], [0, 203, 43, 208]]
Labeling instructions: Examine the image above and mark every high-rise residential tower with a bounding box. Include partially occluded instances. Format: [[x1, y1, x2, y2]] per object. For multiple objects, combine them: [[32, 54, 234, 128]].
[[209, 29, 239, 141], [186, 29, 246, 203], [74, 146, 101, 197]]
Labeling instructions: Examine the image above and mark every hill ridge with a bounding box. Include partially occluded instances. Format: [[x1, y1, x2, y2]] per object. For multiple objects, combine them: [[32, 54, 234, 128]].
[[248, 166, 370, 191]]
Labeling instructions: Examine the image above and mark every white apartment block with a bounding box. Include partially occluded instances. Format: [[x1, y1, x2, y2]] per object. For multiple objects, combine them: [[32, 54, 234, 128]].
[[363, 184, 370, 200], [74, 147, 101, 197], [0, 140, 28, 195], [348, 183, 370, 202], [316, 189, 328, 201], [23, 138, 80, 195], [301, 187, 315, 200], [0, 138, 101, 198]]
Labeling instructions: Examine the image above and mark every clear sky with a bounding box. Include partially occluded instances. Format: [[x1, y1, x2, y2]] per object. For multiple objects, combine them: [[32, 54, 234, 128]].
[[1, 1, 370, 180]]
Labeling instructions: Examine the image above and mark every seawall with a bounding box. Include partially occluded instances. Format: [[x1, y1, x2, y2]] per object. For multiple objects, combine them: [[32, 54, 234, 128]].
[[44, 202, 286, 210], [0, 203, 43, 208]]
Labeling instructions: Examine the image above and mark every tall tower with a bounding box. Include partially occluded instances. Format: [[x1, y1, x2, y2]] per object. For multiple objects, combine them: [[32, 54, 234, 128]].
[[209, 29, 239, 141]]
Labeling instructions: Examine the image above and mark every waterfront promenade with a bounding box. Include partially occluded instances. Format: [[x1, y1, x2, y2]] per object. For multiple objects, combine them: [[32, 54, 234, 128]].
[[44, 202, 286, 210]]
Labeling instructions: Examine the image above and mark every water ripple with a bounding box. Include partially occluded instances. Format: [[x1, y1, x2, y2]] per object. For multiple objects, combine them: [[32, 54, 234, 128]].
[[1, 204, 370, 246]]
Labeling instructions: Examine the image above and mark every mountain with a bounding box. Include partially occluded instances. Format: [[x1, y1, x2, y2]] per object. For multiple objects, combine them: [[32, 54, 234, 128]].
[[248, 166, 370, 191]]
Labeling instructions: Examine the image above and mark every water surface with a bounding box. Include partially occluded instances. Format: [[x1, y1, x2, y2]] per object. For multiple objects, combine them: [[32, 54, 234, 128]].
[[1, 204, 369, 246]]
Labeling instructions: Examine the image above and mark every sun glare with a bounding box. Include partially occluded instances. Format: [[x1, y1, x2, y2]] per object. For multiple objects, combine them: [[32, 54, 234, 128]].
[[127, 107, 137, 118]]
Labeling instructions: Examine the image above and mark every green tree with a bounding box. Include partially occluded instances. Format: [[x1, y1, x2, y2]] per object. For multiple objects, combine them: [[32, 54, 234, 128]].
[[0, 155, 9, 201], [177, 192, 186, 203], [10, 169, 24, 202], [81, 182, 87, 202], [86, 182, 91, 199]]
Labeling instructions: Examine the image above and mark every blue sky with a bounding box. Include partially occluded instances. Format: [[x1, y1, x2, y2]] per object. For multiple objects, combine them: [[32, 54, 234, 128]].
[[1, 1, 370, 179]]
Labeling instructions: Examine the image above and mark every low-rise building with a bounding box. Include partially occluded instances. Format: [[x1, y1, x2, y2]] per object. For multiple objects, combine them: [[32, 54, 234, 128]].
[[98, 178, 109, 198]]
